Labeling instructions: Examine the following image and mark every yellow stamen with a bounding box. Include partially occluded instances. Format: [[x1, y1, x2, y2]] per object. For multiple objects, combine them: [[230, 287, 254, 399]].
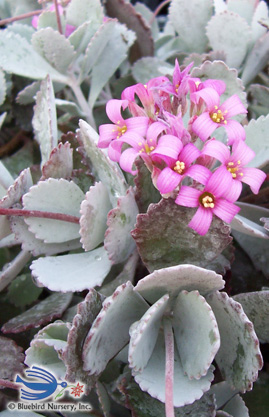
[[199, 192, 215, 209], [173, 161, 185, 174]]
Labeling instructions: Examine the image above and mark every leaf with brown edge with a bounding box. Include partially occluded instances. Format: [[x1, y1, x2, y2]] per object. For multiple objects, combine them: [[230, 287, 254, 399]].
[[0, 336, 25, 383], [134, 158, 161, 213], [131, 198, 232, 272], [41, 142, 73, 181], [104, 0, 154, 63], [62, 289, 105, 393]]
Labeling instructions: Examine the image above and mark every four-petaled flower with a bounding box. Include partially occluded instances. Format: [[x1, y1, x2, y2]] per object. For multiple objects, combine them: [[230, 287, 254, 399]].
[[70, 383, 84, 398]]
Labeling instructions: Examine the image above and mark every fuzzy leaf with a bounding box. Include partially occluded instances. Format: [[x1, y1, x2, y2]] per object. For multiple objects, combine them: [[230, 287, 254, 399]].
[[22, 178, 84, 243], [1, 292, 72, 334], [7, 273, 42, 308], [0, 162, 14, 191], [173, 290, 220, 380], [191, 60, 247, 107], [32, 75, 58, 167], [232, 202, 269, 238], [78, 120, 127, 204], [96, 381, 111, 417], [244, 114, 269, 169], [0, 336, 24, 381], [134, 264, 225, 305], [133, 332, 215, 407], [41, 142, 73, 180], [134, 2, 159, 41], [104, 187, 139, 264], [62, 289, 105, 390], [10, 216, 81, 256], [82, 282, 148, 375], [134, 158, 161, 213], [131, 198, 232, 272], [16, 80, 41, 105], [0, 69, 6, 106], [0, 250, 32, 292], [233, 291, 269, 344], [132, 57, 174, 84], [227, 0, 255, 24], [209, 381, 239, 408], [242, 32, 269, 85], [0, 168, 33, 210], [37, 10, 63, 32], [68, 21, 98, 54], [251, 1, 268, 44], [129, 294, 169, 372], [30, 246, 111, 292], [32, 28, 76, 74], [206, 11, 251, 68], [223, 394, 249, 417], [7, 22, 35, 42], [169, 0, 212, 53], [105, 0, 154, 63], [206, 291, 263, 391], [66, 0, 104, 27], [0, 30, 68, 83], [79, 182, 112, 252], [261, 217, 269, 232]]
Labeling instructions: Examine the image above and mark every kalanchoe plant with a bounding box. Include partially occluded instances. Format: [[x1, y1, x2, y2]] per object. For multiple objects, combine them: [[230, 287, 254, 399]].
[[0, 0, 268, 416]]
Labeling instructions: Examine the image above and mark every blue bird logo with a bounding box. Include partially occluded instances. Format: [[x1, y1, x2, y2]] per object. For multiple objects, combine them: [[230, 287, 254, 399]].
[[15, 366, 67, 401]]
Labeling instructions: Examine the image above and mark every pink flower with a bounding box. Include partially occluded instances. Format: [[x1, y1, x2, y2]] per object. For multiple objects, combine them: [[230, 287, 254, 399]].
[[175, 166, 241, 235], [202, 139, 267, 200], [32, 5, 76, 37], [98, 99, 149, 149], [154, 143, 211, 194], [191, 88, 247, 144]]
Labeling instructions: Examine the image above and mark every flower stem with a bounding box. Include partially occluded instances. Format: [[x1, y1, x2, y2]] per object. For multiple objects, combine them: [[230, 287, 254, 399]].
[[0, 208, 80, 224], [0, 10, 42, 26], [69, 77, 97, 130], [149, 0, 171, 25], [163, 317, 175, 417], [53, 0, 63, 34]]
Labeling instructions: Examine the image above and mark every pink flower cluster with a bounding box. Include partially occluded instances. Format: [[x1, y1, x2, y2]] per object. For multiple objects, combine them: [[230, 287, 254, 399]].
[[98, 61, 266, 235]]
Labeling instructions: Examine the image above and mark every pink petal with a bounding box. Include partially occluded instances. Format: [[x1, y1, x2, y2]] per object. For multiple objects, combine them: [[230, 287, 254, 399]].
[[202, 79, 226, 95], [240, 167, 267, 194], [121, 84, 139, 101], [151, 135, 183, 163], [180, 143, 201, 167], [190, 87, 220, 111], [146, 121, 167, 146], [188, 206, 213, 236], [192, 112, 217, 142], [108, 141, 123, 162], [185, 165, 212, 185], [119, 148, 139, 175], [98, 124, 117, 147], [205, 166, 233, 198], [212, 199, 241, 223], [220, 94, 247, 118], [202, 139, 230, 164], [156, 167, 181, 194], [106, 99, 128, 124], [133, 83, 151, 109], [125, 116, 149, 137], [224, 179, 242, 202], [231, 140, 255, 166], [175, 186, 200, 207], [65, 24, 76, 37], [225, 120, 246, 144], [32, 16, 38, 29], [112, 131, 146, 151]]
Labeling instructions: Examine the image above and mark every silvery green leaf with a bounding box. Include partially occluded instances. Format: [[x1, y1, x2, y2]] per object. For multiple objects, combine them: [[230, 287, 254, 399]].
[[22, 179, 84, 243], [32, 75, 58, 167], [7, 273, 42, 307], [79, 182, 112, 251], [41, 142, 73, 180], [68, 21, 98, 54], [232, 202, 269, 238], [223, 394, 249, 417], [7, 22, 35, 42], [241, 32, 269, 85], [134, 264, 225, 305], [55, 98, 83, 117], [206, 11, 251, 68], [168, 0, 212, 53], [206, 291, 263, 391], [213, 0, 227, 14], [10, 216, 81, 256], [132, 57, 174, 84], [0, 168, 33, 209], [0, 69, 6, 106], [129, 294, 169, 372], [251, 0, 268, 44], [82, 282, 148, 375], [78, 120, 127, 204], [227, 0, 255, 24], [0, 335, 24, 381], [96, 381, 111, 417], [0, 250, 32, 292], [191, 61, 247, 107], [261, 217, 269, 231], [66, 0, 104, 27], [134, 2, 159, 40], [209, 381, 239, 408], [0, 112, 7, 130], [37, 10, 65, 33], [30, 246, 111, 292], [133, 332, 215, 407], [0, 30, 68, 83], [134, 157, 161, 213], [233, 291, 269, 343], [16, 80, 41, 105], [244, 114, 269, 168], [104, 187, 139, 264], [173, 290, 220, 380], [1, 292, 72, 334], [0, 161, 14, 191], [32, 28, 76, 74]]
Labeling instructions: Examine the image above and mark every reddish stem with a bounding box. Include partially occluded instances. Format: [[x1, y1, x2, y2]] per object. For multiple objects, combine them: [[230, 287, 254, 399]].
[[0, 379, 20, 390], [53, 0, 63, 34], [149, 0, 171, 25], [163, 317, 175, 417], [0, 207, 80, 224], [0, 10, 42, 26]]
